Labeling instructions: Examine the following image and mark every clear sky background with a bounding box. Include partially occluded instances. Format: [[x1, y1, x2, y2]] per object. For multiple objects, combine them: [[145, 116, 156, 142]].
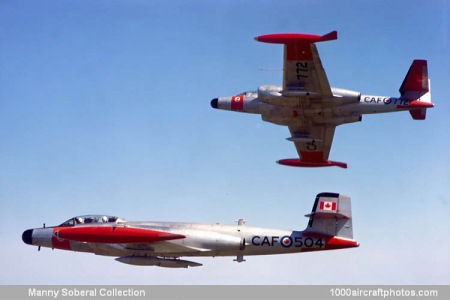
[[1, 0, 449, 285]]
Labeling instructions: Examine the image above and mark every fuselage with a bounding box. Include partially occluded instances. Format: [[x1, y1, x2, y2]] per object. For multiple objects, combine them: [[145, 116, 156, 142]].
[[22, 194, 359, 267], [23, 220, 357, 259], [211, 85, 431, 128]]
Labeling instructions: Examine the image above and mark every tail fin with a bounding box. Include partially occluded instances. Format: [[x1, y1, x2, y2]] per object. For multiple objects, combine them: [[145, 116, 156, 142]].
[[304, 193, 353, 239], [399, 60, 434, 120]]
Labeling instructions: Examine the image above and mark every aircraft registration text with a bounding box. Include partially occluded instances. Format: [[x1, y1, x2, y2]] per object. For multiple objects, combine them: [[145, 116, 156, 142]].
[[362, 96, 410, 106], [251, 236, 324, 248]]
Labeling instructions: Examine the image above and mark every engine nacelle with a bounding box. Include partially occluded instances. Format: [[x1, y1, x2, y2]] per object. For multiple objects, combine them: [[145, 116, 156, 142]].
[[258, 85, 307, 107], [330, 88, 361, 104], [257, 85, 282, 101], [185, 229, 242, 251]]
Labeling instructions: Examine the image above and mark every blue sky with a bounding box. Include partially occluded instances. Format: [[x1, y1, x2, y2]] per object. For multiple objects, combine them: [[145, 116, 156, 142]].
[[1, 0, 449, 284]]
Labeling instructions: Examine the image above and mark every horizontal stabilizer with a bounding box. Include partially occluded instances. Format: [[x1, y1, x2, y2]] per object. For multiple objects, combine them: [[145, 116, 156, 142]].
[[305, 211, 350, 219], [409, 108, 427, 120]]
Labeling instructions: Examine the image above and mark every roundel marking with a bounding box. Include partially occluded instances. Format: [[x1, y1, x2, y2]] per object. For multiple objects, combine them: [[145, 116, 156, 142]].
[[231, 95, 244, 111], [54, 230, 64, 242], [281, 236, 293, 248]]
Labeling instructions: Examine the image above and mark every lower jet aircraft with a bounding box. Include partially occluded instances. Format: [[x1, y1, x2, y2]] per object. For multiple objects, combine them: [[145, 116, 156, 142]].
[[211, 31, 434, 168], [22, 193, 358, 268]]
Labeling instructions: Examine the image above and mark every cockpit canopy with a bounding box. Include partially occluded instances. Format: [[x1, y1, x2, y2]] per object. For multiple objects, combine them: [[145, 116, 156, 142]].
[[237, 91, 257, 97], [59, 215, 124, 227]]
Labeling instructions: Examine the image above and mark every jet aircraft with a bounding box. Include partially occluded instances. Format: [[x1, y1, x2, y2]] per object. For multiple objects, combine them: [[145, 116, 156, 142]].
[[22, 193, 358, 268], [211, 31, 434, 168]]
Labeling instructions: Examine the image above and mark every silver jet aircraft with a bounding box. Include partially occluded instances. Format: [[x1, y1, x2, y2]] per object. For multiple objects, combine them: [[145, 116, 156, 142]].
[[22, 193, 358, 268], [211, 31, 434, 168]]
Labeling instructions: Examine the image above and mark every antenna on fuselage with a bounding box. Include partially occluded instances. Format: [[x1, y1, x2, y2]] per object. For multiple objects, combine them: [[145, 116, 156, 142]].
[[235, 218, 246, 226], [258, 68, 282, 71]]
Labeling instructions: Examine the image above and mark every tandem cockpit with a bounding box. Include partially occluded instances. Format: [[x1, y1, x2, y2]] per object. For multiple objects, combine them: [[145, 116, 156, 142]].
[[237, 91, 257, 97], [59, 215, 124, 227]]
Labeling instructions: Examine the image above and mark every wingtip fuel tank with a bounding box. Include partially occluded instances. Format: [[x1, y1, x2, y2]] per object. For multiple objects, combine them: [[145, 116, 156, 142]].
[[115, 256, 203, 268]]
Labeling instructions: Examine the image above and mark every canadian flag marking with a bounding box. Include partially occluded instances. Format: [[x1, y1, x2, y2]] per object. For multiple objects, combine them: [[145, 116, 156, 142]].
[[319, 201, 337, 211]]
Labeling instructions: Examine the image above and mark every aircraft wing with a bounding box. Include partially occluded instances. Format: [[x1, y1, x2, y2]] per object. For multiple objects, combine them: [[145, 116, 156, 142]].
[[282, 43, 332, 97], [255, 31, 336, 97], [255, 32, 346, 168], [278, 124, 347, 168]]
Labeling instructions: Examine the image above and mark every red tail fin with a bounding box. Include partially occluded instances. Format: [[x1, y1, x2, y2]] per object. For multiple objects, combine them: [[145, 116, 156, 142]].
[[399, 60, 434, 120], [399, 60, 429, 96]]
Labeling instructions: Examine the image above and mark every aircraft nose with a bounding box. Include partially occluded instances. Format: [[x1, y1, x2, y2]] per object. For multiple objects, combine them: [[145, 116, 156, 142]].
[[22, 229, 33, 245], [210, 98, 218, 109]]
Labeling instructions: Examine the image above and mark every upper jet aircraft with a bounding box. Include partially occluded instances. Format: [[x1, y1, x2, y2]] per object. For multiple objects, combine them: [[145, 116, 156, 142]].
[[211, 31, 434, 168]]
